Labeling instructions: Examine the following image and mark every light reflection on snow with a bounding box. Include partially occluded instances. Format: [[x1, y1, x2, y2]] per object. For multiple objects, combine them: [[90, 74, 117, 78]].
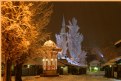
[[21, 75, 120, 81], [1, 75, 120, 81]]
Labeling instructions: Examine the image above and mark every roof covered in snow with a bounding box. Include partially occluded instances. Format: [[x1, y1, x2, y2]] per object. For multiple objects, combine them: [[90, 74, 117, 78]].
[[44, 40, 57, 48], [114, 40, 121, 47]]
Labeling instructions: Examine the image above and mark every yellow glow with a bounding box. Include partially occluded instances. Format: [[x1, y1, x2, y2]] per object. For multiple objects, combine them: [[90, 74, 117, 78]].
[[44, 40, 56, 47], [51, 59, 53, 61], [42, 59, 45, 61], [110, 65, 112, 67], [26, 41, 30, 46], [27, 65, 30, 68], [61, 66, 63, 68], [46, 59, 48, 61]]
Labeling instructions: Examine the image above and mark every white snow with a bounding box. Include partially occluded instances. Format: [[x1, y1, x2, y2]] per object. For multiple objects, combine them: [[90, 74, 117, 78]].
[[1, 75, 121, 81], [55, 17, 87, 66], [114, 40, 121, 46], [22, 75, 121, 81]]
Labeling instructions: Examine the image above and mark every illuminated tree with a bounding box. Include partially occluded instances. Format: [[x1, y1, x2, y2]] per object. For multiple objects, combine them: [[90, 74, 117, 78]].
[[55, 16, 67, 59], [28, 2, 53, 57], [55, 17, 87, 66], [1, 1, 53, 81], [2, 1, 34, 81]]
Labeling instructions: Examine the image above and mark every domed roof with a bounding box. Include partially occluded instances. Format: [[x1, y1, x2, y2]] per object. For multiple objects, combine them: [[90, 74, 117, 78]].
[[43, 40, 56, 48]]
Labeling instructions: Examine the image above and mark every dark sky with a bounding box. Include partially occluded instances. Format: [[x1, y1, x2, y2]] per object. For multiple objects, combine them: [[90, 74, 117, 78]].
[[46, 2, 121, 49]]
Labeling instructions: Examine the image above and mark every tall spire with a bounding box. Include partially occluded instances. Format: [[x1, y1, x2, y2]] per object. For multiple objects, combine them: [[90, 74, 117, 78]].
[[62, 15, 65, 27], [61, 15, 66, 34]]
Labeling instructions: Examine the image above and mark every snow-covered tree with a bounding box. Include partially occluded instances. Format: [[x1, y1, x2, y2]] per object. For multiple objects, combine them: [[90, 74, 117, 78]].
[[1, 1, 53, 81], [67, 18, 82, 61], [1, 2, 37, 81], [55, 17, 87, 66], [67, 17, 87, 66]]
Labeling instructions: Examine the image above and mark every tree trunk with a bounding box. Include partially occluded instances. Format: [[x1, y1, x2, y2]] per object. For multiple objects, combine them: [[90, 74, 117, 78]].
[[3, 59, 12, 81], [15, 63, 22, 81]]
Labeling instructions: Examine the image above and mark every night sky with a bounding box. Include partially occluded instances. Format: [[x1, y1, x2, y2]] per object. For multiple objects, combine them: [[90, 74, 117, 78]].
[[46, 2, 121, 49]]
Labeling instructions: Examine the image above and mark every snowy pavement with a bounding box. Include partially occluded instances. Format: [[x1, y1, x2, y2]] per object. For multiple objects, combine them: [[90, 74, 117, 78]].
[[22, 75, 121, 81], [1, 75, 121, 81]]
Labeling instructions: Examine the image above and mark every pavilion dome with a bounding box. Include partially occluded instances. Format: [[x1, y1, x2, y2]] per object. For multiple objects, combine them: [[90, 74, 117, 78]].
[[43, 40, 56, 48]]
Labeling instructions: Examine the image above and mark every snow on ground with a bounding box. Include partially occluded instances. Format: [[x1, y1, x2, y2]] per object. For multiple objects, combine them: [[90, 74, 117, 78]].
[[22, 75, 121, 81], [1, 75, 121, 81]]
